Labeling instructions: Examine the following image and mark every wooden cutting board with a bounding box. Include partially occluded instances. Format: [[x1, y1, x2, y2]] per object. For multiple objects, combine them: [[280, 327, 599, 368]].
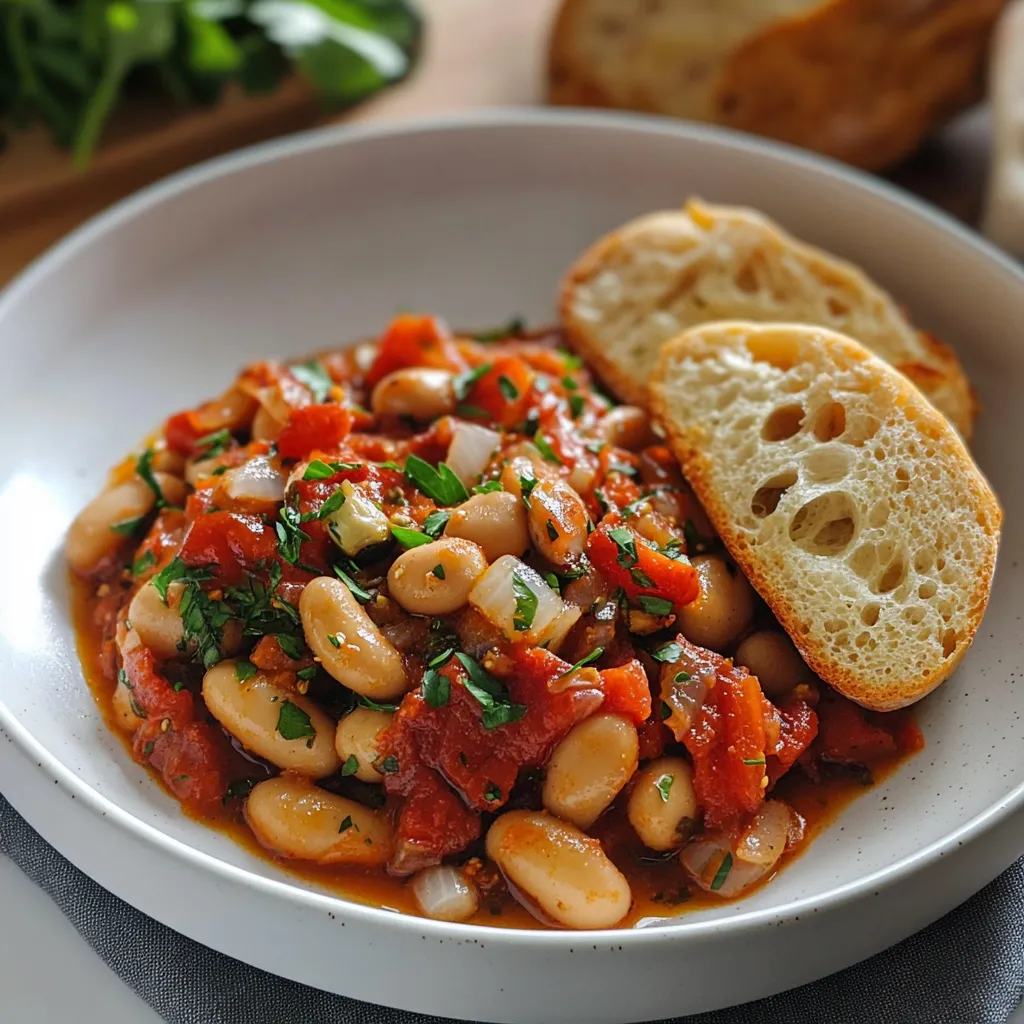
[[0, 0, 989, 288]]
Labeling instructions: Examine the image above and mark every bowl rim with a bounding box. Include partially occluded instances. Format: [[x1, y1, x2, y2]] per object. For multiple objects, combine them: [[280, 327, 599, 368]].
[[2, 107, 1021, 947]]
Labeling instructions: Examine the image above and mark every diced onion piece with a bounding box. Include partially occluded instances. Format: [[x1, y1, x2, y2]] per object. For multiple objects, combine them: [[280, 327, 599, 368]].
[[325, 480, 389, 555], [223, 455, 285, 505], [411, 865, 479, 922], [543, 603, 582, 654], [447, 423, 500, 486], [681, 832, 782, 899], [735, 800, 793, 867], [469, 555, 566, 644]]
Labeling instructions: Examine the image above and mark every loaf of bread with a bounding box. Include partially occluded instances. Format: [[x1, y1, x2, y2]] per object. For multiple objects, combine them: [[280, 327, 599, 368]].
[[548, 0, 1005, 171], [649, 321, 1001, 711], [560, 200, 975, 438]]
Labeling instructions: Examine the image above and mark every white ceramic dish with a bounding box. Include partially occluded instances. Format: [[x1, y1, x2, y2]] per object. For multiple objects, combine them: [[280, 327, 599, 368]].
[[0, 111, 1021, 1024]]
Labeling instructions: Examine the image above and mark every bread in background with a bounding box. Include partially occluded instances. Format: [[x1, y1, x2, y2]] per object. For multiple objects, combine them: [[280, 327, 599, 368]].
[[649, 321, 1001, 711], [560, 199, 975, 437], [548, 0, 1005, 171]]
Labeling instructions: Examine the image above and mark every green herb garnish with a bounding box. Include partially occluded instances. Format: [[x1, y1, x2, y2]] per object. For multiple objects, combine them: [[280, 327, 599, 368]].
[[357, 695, 399, 713], [608, 527, 638, 569], [453, 652, 526, 730], [289, 361, 334, 403], [196, 428, 232, 459], [135, 449, 169, 509], [511, 568, 538, 632], [651, 641, 684, 664], [472, 480, 503, 494], [276, 700, 315, 743], [497, 375, 519, 401], [234, 660, 257, 683], [484, 782, 502, 803], [304, 459, 361, 481], [377, 755, 399, 774], [403, 455, 469, 505], [110, 515, 147, 537], [334, 564, 372, 603], [638, 596, 673, 616], [275, 505, 310, 566], [131, 549, 157, 576], [710, 852, 733, 892], [560, 647, 604, 678], [341, 755, 360, 777], [338, 815, 359, 834], [654, 774, 674, 803], [533, 431, 562, 464], [390, 525, 431, 549], [422, 668, 450, 708], [422, 510, 451, 538]]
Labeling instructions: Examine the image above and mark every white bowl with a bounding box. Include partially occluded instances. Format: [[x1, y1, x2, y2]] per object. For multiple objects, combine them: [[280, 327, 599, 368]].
[[0, 111, 1021, 1024]]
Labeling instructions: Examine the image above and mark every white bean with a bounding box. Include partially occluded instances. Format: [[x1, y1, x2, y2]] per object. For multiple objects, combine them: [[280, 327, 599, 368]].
[[246, 776, 391, 866], [371, 368, 455, 421], [627, 757, 698, 852], [444, 490, 529, 561], [299, 576, 408, 699], [127, 581, 184, 660], [67, 473, 184, 575], [485, 810, 631, 929], [678, 555, 755, 651], [202, 661, 340, 777], [411, 865, 479, 922], [542, 713, 638, 828], [334, 707, 392, 783], [110, 676, 144, 734], [388, 537, 488, 615], [734, 630, 814, 697], [527, 479, 589, 567]]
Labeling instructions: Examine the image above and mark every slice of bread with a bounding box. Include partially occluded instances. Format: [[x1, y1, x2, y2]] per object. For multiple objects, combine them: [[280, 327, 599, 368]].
[[560, 200, 975, 438], [649, 321, 1001, 711]]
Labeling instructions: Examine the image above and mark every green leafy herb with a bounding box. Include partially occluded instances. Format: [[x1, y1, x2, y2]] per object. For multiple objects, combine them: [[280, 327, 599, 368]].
[[224, 563, 301, 641], [327, 633, 341, 648], [390, 524, 431, 549], [651, 641, 684, 664], [662, 538, 685, 560], [341, 755, 360, 777], [630, 567, 655, 588], [304, 459, 361, 481], [484, 782, 502, 803], [543, 571, 561, 592], [316, 489, 347, 520], [654, 774, 674, 803], [110, 515, 147, 537], [660, 700, 672, 721], [560, 647, 605, 678], [608, 527, 638, 569], [558, 349, 583, 370], [545, 519, 558, 542], [223, 779, 255, 803], [377, 755, 399, 774], [497, 375, 519, 401], [377, 460, 404, 472], [472, 480, 503, 494], [131, 549, 157, 576], [357, 695, 399, 713], [275, 505, 310, 565], [297, 666, 317, 683], [639, 595, 673, 616], [142, 740, 155, 757], [427, 647, 456, 668], [289, 361, 334, 403], [453, 652, 526, 730], [569, 393, 585, 418], [197, 428, 232, 459], [431, 563, 446, 580], [453, 363, 493, 401], [334, 564, 372, 604], [276, 633, 305, 660], [533, 431, 562, 464], [683, 519, 703, 552], [338, 815, 359, 835], [403, 455, 469, 505], [422, 668, 450, 708], [135, 449, 170, 509], [179, 582, 232, 670], [455, 403, 489, 419], [742, 757, 767, 766], [474, 317, 525, 342], [276, 700, 315, 743], [234, 660, 257, 683], [607, 461, 638, 479], [511, 569, 538, 632], [518, 473, 537, 507], [710, 852, 733, 892], [674, 671, 692, 683], [422, 510, 451, 538]]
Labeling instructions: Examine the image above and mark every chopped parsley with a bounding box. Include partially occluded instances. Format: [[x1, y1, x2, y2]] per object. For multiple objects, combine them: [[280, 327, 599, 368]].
[[316, 489, 346, 520], [683, 519, 703, 553], [560, 647, 605, 678], [110, 515, 147, 537], [341, 755, 360, 777], [518, 473, 537, 507], [453, 363, 493, 401], [289, 361, 334, 403], [630, 567, 656, 588], [543, 571, 561, 592], [607, 461, 638, 479], [545, 519, 558, 542], [303, 459, 361, 481], [674, 671, 692, 683], [455, 403, 489, 419], [357, 695, 399, 713], [276, 633, 305, 661], [660, 700, 672, 721], [327, 634, 341, 648], [454, 652, 526, 730], [390, 525, 431, 549], [651, 641, 684, 664], [338, 815, 359, 835], [608, 527, 638, 569], [275, 505, 310, 565], [511, 568, 538, 632], [484, 782, 502, 803], [431, 563, 446, 580], [223, 779, 254, 802], [662, 537, 685, 560], [129, 694, 147, 719], [710, 852, 733, 892], [472, 480, 503, 494], [135, 449, 170, 509], [224, 563, 301, 640], [422, 668, 451, 708], [234, 660, 257, 683], [377, 755, 399, 774], [639, 596, 673, 616], [742, 757, 767, 766], [276, 700, 315, 743], [196, 428, 232, 459], [179, 582, 232, 670], [404, 455, 470, 506], [558, 349, 583, 370], [568, 393, 585, 418], [422, 510, 451, 538], [533, 430, 562, 464], [654, 774, 675, 803], [427, 647, 456, 668], [334, 564, 372, 604], [297, 666, 318, 682], [377, 460, 403, 472], [131, 549, 157, 576], [497, 375, 519, 401]]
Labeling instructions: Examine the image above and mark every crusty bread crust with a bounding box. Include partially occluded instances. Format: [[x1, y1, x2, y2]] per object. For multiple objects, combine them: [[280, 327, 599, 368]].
[[560, 200, 975, 438], [649, 322, 1001, 711]]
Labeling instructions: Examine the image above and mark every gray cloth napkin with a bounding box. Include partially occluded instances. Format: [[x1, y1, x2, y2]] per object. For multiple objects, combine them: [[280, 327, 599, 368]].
[[1, 793, 1021, 1024]]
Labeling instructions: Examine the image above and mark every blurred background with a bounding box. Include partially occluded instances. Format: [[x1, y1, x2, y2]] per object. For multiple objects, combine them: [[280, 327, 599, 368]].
[[0, 0, 1015, 286]]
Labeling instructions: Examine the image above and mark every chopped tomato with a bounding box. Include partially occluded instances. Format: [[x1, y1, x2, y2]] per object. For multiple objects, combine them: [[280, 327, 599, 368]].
[[366, 314, 467, 385], [636, 718, 669, 761], [465, 356, 535, 428], [122, 643, 229, 812], [178, 511, 277, 586], [164, 410, 209, 456], [815, 692, 897, 764], [766, 701, 818, 784], [587, 516, 700, 611], [276, 404, 352, 460], [598, 659, 652, 724], [250, 635, 310, 673]]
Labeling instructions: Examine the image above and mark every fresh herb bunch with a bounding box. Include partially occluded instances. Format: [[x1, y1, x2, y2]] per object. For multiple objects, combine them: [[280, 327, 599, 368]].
[[0, 0, 422, 167]]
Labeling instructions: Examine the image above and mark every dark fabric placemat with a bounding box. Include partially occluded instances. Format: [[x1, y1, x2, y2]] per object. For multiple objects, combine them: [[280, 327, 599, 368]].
[[2, 793, 1021, 1024]]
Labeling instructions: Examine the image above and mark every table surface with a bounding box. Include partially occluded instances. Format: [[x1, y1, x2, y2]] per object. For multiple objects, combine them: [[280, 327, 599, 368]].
[[0, 1, 1009, 1020]]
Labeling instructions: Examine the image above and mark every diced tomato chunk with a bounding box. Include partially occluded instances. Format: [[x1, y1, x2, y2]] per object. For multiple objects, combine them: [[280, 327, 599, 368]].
[[178, 511, 277, 586], [366, 314, 467, 385], [598, 659, 652, 725], [815, 693, 898, 765], [164, 410, 208, 455], [587, 516, 700, 611], [766, 701, 818, 784], [276, 404, 352, 460], [466, 356, 535, 428]]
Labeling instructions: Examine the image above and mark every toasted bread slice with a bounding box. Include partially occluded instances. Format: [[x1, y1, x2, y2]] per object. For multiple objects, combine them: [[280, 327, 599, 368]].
[[649, 321, 1001, 711], [560, 200, 975, 438]]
